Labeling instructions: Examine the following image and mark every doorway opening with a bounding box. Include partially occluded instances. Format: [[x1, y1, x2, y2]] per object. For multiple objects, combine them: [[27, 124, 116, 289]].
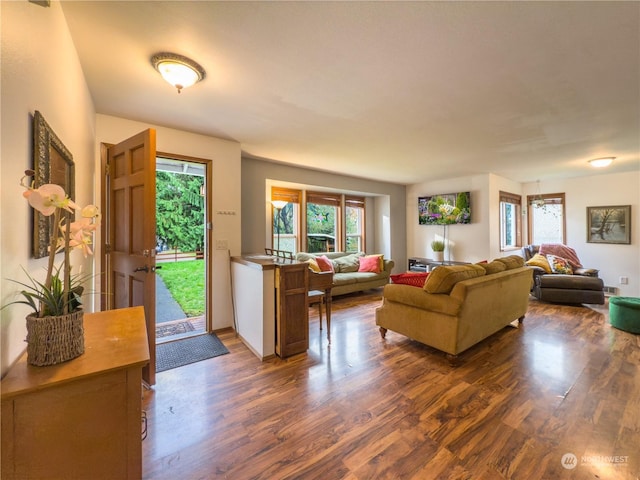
[[154, 156, 210, 344]]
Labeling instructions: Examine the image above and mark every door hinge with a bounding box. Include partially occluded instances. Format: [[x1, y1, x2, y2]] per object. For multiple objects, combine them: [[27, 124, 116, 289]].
[[104, 243, 112, 254], [105, 163, 111, 177]]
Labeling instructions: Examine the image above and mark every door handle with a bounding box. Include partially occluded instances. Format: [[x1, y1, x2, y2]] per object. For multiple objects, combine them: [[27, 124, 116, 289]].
[[151, 265, 162, 272], [134, 265, 150, 273]]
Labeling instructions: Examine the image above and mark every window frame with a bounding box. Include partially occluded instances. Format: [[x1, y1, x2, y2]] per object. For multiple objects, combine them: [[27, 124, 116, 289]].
[[305, 191, 342, 253], [271, 187, 301, 253], [526, 192, 566, 245], [270, 187, 367, 254], [499, 191, 522, 251], [345, 196, 365, 253]]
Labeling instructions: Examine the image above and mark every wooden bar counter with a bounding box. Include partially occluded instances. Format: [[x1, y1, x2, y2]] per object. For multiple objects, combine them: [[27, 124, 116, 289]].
[[1, 306, 150, 480]]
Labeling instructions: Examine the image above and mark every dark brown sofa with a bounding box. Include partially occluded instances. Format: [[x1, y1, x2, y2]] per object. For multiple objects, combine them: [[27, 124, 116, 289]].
[[522, 245, 604, 305]]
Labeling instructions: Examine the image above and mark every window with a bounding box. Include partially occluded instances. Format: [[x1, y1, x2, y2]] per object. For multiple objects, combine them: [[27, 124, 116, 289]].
[[527, 193, 565, 245], [306, 192, 340, 253], [345, 196, 365, 252], [270, 187, 366, 254], [499, 191, 522, 250], [271, 187, 300, 253]]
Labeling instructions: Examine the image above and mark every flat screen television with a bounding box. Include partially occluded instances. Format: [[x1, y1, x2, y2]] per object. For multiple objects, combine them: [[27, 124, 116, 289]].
[[418, 192, 471, 225]]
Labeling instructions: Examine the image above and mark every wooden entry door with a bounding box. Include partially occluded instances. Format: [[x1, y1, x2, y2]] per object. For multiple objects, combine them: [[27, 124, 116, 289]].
[[102, 129, 157, 385]]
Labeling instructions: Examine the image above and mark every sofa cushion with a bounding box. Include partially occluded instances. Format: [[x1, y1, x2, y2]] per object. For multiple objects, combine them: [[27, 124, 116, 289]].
[[391, 272, 429, 287], [546, 254, 573, 274], [333, 253, 361, 273], [476, 260, 507, 275], [538, 274, 602, 290], [305, 258, 321, 272], [332, 273, 358, 286], [358, 255, 381, 273], [316, 255, 335, 273], [424, 264, 486, 294], [495, 255, 525, 270], [525, 253, 552, 273]]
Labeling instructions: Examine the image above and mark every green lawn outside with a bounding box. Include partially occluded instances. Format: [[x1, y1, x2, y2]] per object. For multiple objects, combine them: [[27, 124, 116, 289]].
[[156, 260, 205, 316]]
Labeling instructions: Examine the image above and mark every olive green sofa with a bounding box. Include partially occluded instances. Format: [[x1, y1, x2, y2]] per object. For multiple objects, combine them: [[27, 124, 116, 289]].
[[375, 256, 533, 362], [295, 252, 394, 296]]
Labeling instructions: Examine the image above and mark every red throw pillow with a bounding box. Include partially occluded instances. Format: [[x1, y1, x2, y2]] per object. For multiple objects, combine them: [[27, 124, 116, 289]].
[[390, 272, 430, 287], [358, 255, 381, 273], [316, 255, 334, 273]]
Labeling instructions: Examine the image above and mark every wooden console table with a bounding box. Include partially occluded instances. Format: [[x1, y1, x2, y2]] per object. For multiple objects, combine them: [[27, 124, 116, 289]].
[[1, 307, 149, 480]]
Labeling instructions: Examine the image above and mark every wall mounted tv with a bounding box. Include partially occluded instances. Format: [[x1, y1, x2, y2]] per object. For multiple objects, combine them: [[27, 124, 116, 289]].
[[418, 192, 471, 225]]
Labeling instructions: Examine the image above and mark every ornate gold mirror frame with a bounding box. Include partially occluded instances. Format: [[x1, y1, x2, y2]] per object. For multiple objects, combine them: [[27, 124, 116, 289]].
[[32, 110, 75, 258]]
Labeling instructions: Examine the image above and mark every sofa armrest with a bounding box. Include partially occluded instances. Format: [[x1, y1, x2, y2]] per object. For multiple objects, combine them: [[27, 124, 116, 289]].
[[574, 267, 599, 277], [382, 284, 461, 316], [383, 259, 395, 274]]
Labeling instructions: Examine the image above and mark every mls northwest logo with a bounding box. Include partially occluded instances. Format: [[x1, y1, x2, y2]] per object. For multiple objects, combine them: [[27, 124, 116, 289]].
[[561, 453, 578, 470]]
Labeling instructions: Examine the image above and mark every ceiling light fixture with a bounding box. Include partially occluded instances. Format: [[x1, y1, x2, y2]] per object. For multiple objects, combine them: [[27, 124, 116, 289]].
[[151, 52, 205, 94], [589, 157, 615, 168]]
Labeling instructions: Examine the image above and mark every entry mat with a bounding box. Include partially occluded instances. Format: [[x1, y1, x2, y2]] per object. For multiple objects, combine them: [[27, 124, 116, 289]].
[[156, 333, 229, 373]]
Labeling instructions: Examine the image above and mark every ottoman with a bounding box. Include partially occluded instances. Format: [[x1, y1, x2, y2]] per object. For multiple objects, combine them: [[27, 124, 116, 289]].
[[609, 297, 640, 333]]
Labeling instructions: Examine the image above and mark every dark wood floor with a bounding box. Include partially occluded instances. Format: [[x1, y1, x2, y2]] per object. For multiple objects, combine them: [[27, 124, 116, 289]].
[[142, 291, 639, 480]]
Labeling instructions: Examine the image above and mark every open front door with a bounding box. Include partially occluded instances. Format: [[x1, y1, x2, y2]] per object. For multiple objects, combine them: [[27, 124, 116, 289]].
[[103, 129, 157, 385]]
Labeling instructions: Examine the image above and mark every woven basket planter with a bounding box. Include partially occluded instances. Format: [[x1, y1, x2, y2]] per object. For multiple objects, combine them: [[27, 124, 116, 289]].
[[26, 310, 85, 366]]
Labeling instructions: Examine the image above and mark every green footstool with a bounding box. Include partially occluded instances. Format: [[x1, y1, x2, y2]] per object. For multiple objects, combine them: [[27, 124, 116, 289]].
[[609, 297, 640, 333]]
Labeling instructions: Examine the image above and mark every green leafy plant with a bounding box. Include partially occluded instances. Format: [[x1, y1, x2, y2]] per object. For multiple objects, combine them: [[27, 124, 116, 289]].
[[3, 171, 100, 317], [431, 240, 445, 252]]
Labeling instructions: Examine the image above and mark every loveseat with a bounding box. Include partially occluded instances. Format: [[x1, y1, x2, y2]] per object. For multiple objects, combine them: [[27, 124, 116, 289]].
[[522, 244, 604, 305], [295, 252, 394, 296], [375, 256, 533, 363]]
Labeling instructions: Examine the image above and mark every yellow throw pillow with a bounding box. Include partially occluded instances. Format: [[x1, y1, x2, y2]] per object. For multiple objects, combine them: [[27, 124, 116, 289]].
[[423, 264, 486, 294], [525, 253, 552, 273], [305, 258, 320, 272]]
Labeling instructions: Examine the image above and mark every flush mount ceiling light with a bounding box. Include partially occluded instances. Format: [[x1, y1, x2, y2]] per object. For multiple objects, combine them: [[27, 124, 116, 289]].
[[589, 157, 615, 168], [151, 52, 205, 93]]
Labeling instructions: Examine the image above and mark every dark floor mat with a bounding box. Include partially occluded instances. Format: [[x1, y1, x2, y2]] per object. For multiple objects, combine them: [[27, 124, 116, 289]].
[[156, 333, 229, 372]]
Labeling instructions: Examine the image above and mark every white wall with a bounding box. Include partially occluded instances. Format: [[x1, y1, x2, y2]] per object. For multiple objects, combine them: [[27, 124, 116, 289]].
[[407, 171, 640, 297], [523, 172, 640, 297], [407, 174, 495, 263], [96, 115, 242, 331], [1, 1, 96, 375]]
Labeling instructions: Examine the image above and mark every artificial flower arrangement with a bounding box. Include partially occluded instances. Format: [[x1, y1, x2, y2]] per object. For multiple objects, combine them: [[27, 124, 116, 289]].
[[7, 170, 100, 318]]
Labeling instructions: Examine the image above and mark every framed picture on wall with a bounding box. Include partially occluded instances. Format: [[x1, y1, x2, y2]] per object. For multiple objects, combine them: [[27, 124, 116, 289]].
[[587, 205, 631, 244]]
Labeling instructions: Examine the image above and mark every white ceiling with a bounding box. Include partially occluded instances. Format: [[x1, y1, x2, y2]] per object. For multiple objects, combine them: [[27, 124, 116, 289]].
[[60, 1, 639, 185]]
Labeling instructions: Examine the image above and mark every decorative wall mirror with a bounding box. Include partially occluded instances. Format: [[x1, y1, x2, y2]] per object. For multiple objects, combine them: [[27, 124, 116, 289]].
[[32, 110, 75, 258]]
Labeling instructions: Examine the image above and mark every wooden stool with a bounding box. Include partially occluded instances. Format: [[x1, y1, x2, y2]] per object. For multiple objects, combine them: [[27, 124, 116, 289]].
[[308, 289, 325, 324], [308, 270, 333, 343]]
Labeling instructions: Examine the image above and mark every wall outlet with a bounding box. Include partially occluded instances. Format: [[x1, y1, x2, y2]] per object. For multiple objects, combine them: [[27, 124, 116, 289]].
[[216, 239, 228, 250], [619, 276, 629, 285]]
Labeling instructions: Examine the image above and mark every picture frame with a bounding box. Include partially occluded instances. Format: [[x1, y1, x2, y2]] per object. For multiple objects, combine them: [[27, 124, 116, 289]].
[[32, 110, 75, 258], [587, 205, 631, 244]]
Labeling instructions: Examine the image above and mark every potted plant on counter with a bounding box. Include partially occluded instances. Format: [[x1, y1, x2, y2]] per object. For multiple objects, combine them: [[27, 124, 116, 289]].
[[431, 239, 445, 262]]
